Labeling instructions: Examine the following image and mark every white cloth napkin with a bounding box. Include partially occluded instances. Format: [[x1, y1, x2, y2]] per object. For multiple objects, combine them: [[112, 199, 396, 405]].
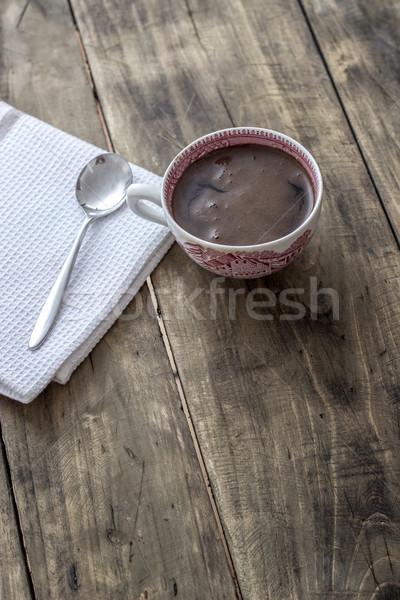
[[0, 102, 173, 403]]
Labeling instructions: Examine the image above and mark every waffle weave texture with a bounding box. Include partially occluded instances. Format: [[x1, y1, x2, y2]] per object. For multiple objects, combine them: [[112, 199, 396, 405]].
[[0, 102, 173, 403]]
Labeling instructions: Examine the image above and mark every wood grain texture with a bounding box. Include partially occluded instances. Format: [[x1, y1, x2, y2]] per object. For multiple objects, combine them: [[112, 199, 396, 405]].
[[69, 0, 233, 173], [0, 286, 237, 600], [0, 437, 32, 600], [0, 0, 105, 596], [0, 0, 105, 145], [0, 0, 237, 598], [68, 0, 400, 597], [300, 0, 400, 240]]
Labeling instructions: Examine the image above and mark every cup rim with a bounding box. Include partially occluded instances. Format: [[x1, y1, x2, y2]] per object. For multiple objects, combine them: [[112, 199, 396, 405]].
[[162, 126, 323, 251]]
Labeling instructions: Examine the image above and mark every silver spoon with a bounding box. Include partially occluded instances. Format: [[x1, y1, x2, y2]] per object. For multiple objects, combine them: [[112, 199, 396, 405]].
[[29, 153, 132, 350]]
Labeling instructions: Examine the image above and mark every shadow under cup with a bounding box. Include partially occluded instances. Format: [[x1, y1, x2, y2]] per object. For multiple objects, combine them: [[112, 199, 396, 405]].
[[162, 127, 323, 279]]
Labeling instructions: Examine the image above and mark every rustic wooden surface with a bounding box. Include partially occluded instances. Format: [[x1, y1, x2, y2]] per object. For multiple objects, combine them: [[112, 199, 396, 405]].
[[0, 434, 32, 600], [0, 1, 236, 599], [301, 0, 400, 241], [0, 287, 236, 599], [1, 0, 400, 599], [0, 0, 105, 146], [0, 0, 105, 597]]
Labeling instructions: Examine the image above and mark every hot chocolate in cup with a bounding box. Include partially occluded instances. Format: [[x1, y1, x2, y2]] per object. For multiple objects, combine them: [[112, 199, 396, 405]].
[[126, 127, 323, 279]]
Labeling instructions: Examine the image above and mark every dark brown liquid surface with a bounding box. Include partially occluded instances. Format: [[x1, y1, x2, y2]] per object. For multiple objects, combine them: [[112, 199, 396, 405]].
[[172, 144, 314, 245]]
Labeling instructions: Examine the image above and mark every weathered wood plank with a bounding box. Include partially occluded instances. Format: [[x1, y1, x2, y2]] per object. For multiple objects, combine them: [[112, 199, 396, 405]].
[[0, 439, 32, 600], [69, 0, 400, 597], [300, 0, 400, 240], [0, 0, 105, 596], [0, 0, 237, 598], [70, 0, 233, 173], [0, 0, 105, 145], [0, 285, 237, 599]]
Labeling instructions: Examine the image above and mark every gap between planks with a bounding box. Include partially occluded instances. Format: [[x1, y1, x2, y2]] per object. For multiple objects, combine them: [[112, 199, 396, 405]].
[[68, 3, 242, 597], [296, 0, 400, 250], [0, 421, 36, 599]]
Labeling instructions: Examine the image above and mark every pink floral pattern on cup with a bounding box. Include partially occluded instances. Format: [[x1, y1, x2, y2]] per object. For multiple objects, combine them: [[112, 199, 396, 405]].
[[179, 229, 312, 278]]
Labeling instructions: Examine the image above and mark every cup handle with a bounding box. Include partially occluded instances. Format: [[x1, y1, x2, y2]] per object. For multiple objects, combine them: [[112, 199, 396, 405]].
[[126, 183, 168, 227]]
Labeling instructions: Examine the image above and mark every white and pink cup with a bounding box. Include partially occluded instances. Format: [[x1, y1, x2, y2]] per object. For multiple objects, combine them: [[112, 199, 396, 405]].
[[127, 127, 323, 279]]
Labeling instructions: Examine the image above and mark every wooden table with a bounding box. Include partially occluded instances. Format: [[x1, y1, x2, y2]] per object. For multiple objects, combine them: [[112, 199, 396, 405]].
[[1, 0, 399, 598]]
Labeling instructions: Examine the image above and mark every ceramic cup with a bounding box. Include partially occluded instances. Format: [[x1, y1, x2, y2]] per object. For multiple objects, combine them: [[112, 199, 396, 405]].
[[127, 127, 323, 279]]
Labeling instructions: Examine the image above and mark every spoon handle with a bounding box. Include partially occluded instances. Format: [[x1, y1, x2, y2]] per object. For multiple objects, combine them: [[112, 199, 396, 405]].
[[29, 216, 95, 349]]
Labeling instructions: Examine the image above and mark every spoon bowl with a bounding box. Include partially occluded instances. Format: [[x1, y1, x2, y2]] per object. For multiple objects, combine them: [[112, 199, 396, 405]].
[[29, 153, 132, 349], [76, 153, 132, 216]]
